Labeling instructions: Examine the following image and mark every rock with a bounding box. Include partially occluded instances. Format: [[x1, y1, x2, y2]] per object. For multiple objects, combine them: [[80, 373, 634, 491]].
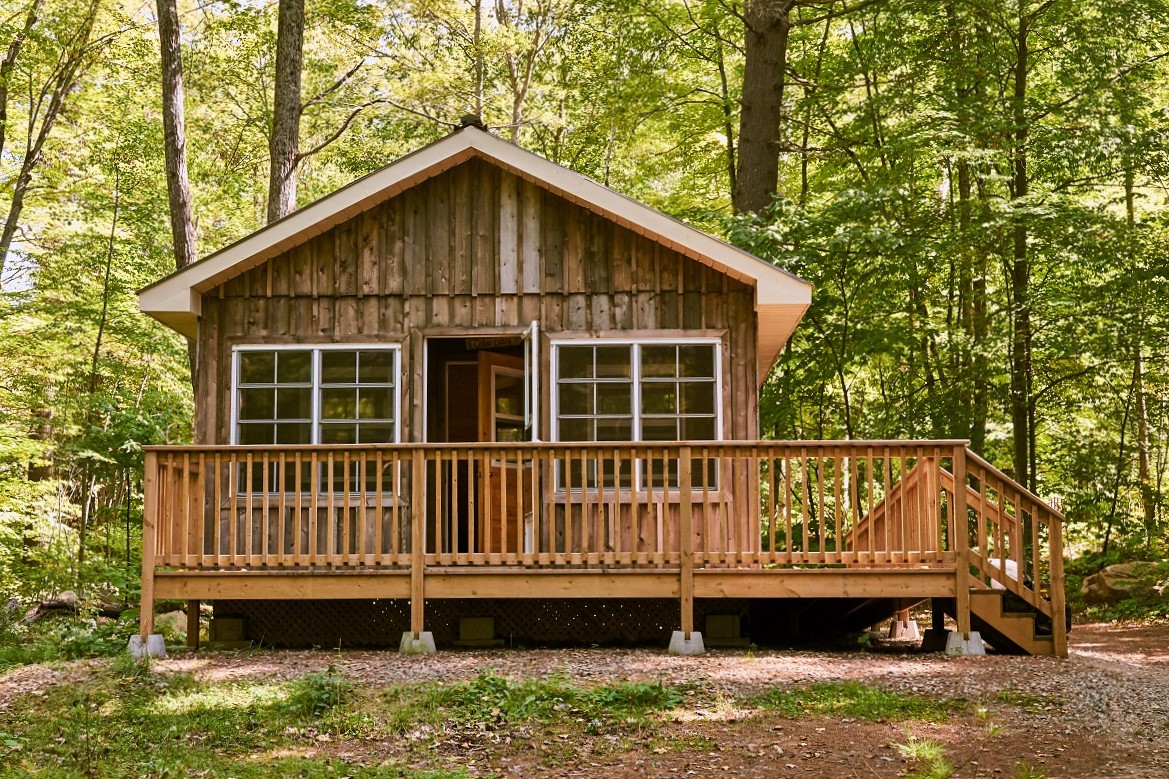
[[1080, 562, 1162, 605], [154, 610, 188, 637]]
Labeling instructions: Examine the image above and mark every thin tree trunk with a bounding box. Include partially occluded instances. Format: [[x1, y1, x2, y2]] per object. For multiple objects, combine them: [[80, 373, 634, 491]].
[[1125, 166, 1156, 546], [0, 0, 45, 165], [0, 0, 99, 278], [267, 0, 305, 223], [1009, 2, 1033, 490], [473, 0, 484, 117], [734, 0, 794, 214]]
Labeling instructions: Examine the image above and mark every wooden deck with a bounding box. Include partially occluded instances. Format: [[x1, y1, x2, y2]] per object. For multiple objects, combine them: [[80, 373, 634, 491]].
[[140, 440, 1067, 655]]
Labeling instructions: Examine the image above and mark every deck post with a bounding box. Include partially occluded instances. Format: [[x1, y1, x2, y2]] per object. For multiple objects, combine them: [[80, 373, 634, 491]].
[[140, 451, 158, 641], [952, 445, 971, 639], [1049, 516, 1068, 657], [680, 447, 693, 637], [669, 447, 703, 655], [186, 600, 200, 650], [410, 449, 425, 638]]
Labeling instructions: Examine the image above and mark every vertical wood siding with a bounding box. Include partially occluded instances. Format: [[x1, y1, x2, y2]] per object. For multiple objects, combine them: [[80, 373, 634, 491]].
[[195, 158, 758, 446]]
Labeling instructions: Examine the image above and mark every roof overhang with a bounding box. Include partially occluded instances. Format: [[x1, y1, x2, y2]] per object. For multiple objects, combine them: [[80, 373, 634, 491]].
[[140, 128, 812, 383]]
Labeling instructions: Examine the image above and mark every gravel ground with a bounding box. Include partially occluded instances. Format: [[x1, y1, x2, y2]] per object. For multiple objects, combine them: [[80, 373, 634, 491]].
[[2, 622, 1167, 777]]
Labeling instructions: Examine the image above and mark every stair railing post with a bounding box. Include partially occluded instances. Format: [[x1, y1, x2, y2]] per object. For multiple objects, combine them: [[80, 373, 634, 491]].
[[953, 445, 971, 639], [1049, 515, 1068, 657]]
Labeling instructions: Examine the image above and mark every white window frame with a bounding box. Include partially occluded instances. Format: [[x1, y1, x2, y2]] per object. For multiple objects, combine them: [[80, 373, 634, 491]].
[[230, 343, 402, 446], [550, 336, 723, 492]]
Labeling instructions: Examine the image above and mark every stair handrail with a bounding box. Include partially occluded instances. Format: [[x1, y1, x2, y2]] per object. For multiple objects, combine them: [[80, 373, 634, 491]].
[[956, 449, 1066, 655]]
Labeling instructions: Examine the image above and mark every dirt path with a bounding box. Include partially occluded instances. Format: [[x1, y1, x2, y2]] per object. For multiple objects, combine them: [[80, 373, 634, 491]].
[[3, 622, 1167, 777]]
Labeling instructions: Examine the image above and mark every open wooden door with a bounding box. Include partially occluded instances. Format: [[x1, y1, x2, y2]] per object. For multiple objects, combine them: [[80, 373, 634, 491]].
[[477, 352, 534, 555]]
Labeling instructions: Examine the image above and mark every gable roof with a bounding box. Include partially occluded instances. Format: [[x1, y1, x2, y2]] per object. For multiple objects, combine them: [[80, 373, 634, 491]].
[[140, 126, 811, 382]]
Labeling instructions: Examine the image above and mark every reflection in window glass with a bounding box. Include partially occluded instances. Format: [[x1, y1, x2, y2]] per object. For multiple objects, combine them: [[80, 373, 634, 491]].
[[554, 341, 719, 489]]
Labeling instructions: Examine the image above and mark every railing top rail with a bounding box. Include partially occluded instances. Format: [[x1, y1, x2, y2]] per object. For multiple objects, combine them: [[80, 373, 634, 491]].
[[964, 448, 1066, 525], [143, 439, 972, 453]]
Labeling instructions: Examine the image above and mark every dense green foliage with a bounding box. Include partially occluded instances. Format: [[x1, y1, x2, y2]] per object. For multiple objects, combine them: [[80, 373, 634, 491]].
[[0, 0, 1166, 614]]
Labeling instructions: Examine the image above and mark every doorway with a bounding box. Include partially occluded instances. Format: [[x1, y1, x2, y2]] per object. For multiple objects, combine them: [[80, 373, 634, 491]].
[[426, 334, 536, 555]]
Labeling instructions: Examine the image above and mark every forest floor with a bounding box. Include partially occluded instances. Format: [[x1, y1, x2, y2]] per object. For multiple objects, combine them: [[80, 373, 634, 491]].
[[0, 621, 1166, 778]]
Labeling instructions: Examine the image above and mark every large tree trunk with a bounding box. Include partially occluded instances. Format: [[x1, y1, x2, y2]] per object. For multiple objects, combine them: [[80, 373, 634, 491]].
[[733, 0, 794, 214], [267, 0, 305, 223], [157, 0, 197, 272], [156, 0, 198, 378]]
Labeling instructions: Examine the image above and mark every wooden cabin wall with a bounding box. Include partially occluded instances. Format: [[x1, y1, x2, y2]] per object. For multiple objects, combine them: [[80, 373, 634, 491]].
[[193, 158, 758, 447]]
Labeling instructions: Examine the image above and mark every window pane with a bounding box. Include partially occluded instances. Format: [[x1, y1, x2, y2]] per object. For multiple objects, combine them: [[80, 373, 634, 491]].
[[321, 350, 357, 384], [640, 345, 676, 377], [642, 383, 677, 414], [558, 383, 593, 415], [596, 383, 630, 415], [494, 372, 524, 416], [320, 423, 357, 444], [358, 423, 394, 444], [239, 352, 275, 384], [358, 350, 393, 383], [678, 344, 714, 378], [239, 388, 275, 420], [276, 387, 311, 419], [559, 417, 592, 441], [595, 345, 631, 378], [238, 422, 273, 445], [642, 418, 678, 441], [596, 417, 633, 441], [682, 416, 716, 440], [558, 346, 593, 379], [321, 388, 358, 419], [358, 388, 393, 420], [275, 422, 311, 444], [681, 382, 715, 414], [277, 351, 312, 383]]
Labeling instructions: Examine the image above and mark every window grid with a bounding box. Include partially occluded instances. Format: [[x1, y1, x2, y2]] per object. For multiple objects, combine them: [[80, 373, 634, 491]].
[[553, 340, 721, 490], [232, 345, 400, 494]]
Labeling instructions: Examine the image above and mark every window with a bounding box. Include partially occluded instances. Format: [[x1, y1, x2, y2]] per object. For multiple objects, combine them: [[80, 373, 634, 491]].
[[232, 345, 400, 492], [553, 339, 720, 488]]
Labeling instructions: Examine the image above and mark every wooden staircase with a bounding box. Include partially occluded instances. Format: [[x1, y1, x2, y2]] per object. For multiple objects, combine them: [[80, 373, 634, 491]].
[[962, 590, 1057, 655], [850, 447, 1068, 657]]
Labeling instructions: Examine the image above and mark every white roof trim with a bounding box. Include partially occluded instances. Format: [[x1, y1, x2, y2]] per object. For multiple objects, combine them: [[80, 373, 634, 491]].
[[140, 128, 812, 381]]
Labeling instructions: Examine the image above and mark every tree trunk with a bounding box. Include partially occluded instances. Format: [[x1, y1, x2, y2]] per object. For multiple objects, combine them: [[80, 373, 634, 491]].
[[267, 0, 305, 223], [0, 0, 99, 278], [156, 0, 199, 378], [1009, 3, 1033, 490], [157, 0, 197, 272], [0, 0, 45, 165], [1125, 166, 1156, 545], [734, 0, 794, 214]]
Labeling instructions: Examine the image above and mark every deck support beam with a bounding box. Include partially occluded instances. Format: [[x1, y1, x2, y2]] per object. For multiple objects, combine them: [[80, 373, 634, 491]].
[[410, 450, 426, 640], [186, 599, 200, 649], [140, 451, 157, 641], [679, 447, 694, 640], [952, 445, 972, 639]]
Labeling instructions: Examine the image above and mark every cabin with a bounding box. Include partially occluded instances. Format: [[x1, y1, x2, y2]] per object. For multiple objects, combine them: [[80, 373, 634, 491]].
[[137, 123, 1067, 656]]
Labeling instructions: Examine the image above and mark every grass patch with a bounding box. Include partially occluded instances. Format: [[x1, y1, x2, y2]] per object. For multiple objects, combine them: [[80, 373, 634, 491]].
[[994, 689, 1060, 713], [750, 681, 964, 722], [0, 659, 455, 778], [894, 734, 954, 778], [383, 672, 688, 734]]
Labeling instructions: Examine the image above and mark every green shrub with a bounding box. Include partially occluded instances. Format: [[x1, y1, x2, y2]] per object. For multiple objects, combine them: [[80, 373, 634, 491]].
[[283, 667, 353, 718]]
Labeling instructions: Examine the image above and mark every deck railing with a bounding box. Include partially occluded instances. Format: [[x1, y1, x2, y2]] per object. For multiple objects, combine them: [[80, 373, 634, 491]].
[[142, 440, 986, 571]]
